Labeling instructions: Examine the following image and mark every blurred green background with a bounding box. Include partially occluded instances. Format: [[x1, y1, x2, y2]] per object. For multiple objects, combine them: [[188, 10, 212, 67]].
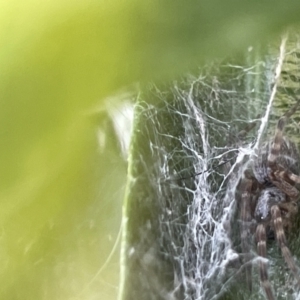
[[1, 1, 300, 299]]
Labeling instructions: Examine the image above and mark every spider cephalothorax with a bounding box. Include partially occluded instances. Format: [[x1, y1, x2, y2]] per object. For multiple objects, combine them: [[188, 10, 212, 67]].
[[239, 100, 300, 300]]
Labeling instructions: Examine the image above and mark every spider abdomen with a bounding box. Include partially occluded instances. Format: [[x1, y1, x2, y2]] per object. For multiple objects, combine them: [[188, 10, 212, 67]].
[[254, 187, 286, 222]]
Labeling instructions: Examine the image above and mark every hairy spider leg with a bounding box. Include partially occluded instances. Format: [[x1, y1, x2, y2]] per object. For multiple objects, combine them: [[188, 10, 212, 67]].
[[273, 167, 300, 188], [226, 114, 259, 150], [237, 114, 260, 140], [267, 98, 300, 207], [268, 99, 300, 165], [270, 169, 300, 200], [240, 170, 257, 292], [256, 224, 275, 300], [271, 205, 300, 286]]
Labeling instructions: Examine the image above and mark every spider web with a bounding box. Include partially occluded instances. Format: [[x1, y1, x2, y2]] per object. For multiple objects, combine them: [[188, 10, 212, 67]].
[[122, 33, 300, 300]]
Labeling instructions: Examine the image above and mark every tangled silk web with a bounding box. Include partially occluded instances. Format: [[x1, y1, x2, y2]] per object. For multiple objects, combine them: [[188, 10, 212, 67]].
[[123, 36, 300, 300]]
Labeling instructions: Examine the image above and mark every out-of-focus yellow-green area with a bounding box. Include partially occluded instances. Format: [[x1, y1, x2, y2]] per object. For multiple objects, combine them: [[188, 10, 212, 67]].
[[1, 0, 300, 299]]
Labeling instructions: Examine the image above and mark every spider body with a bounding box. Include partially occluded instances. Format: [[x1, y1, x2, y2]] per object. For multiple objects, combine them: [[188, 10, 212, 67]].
[[239, 100, 300, 300], [253, 137, 300, 225], [254, 187, 286, 223]]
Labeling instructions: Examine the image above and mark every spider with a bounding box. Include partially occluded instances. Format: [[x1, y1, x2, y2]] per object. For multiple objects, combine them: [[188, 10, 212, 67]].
[[238, 100, 300, 300]]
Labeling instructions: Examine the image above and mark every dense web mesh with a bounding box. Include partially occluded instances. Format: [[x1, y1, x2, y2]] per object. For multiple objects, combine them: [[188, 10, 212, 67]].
[[122, 34, 300, 300]]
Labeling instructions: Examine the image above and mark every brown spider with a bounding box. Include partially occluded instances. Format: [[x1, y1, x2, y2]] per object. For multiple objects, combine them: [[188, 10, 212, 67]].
[[239, 100, 300, 300]]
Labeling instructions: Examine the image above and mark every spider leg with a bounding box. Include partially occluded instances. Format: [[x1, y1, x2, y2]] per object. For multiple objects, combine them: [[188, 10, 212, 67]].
[[227, 114, 260, 146], [282, 99, 300, 119], [256, 224, 275, 300], [268, 100, 300, 164], [269, 168, 299, 200], [240, 170, 256, 291], [273, 168, 300, 185], [271, 205, 300, 286], [237, 114, 260, 140], [241, 192, 252, 289]]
